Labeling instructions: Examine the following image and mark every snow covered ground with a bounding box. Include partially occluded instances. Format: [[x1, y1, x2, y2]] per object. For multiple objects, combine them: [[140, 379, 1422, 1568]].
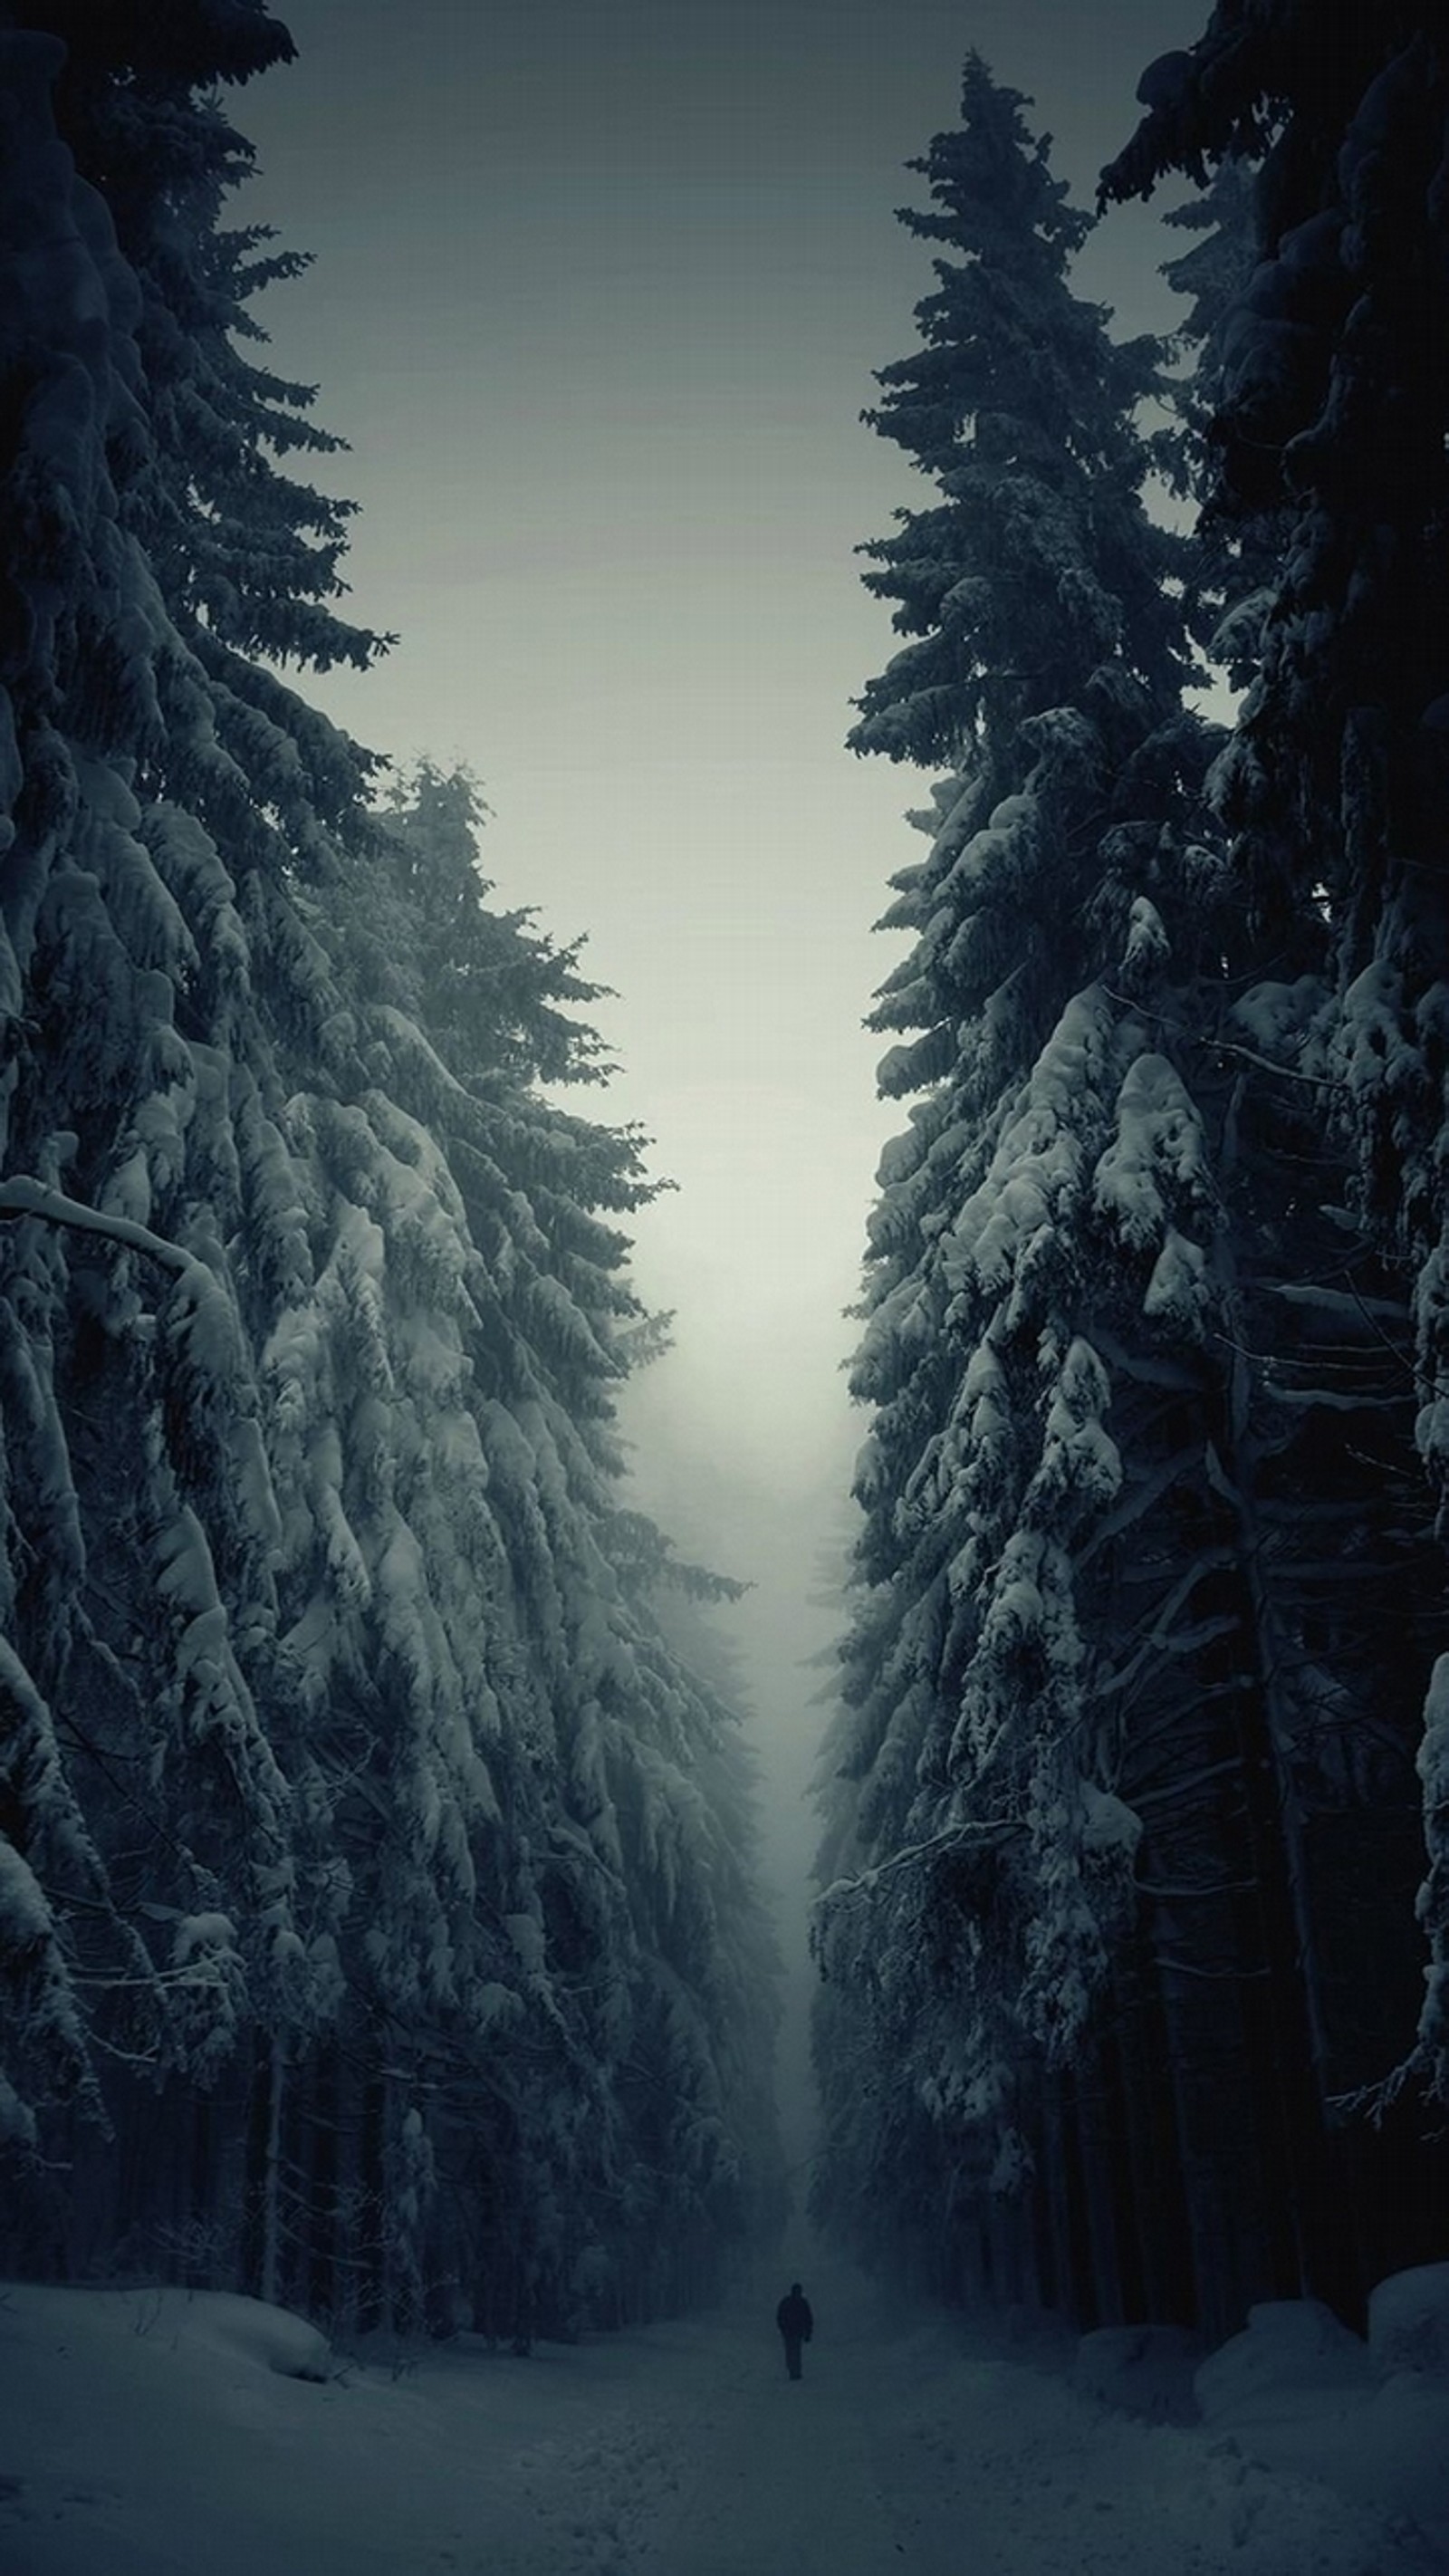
[[2, 2252, 1446, 2575]]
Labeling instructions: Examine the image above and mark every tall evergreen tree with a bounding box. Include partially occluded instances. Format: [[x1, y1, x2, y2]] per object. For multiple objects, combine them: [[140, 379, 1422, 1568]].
[[813, 52, 1447, 2340], [1101, 0, 1449, 2108], [0, 4, 782, 2326], [813, 51, 1220, 2287]]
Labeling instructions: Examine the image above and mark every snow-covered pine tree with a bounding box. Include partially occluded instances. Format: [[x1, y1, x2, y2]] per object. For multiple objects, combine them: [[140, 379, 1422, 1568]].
[[1151, 158, 1444, 2313], [0, 5, 782, 2327], [812, 51, 1447, 2340], [1102, 0, 1449, 2119], [0, 4, 332, 2227], [293, 766, 784, 2332], [812, 51, 1223, 2299]]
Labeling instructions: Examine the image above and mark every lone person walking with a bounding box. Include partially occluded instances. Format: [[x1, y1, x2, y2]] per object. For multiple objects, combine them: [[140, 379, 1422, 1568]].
[[776, 2280, 813, 2380]]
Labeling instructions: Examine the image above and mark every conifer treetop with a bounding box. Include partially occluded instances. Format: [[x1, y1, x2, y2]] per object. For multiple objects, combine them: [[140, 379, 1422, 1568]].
[[35, 0, 391, 690], [851, 54, 1190, 771]]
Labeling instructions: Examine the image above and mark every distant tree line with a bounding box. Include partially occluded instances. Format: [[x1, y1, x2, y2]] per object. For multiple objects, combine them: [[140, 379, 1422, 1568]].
[[0, 2, 782, 2337], [812, 7, 1449, 2345]]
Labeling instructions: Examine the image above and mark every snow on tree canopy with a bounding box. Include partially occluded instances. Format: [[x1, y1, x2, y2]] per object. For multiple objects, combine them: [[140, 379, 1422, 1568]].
[[814, 53, 1240, 2293], [0, 13, 781, 2329], [1100, 0, 1449, 2123], [812, 32, 1449, 2341]]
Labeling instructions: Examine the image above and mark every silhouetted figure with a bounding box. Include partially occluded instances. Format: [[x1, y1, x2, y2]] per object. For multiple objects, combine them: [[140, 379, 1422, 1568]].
[[776, 2281, 813, 2380]]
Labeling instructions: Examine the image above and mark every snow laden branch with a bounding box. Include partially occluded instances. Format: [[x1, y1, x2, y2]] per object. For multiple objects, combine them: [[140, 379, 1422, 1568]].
[[0, 1177, 216, 1283], [0, 1177, 242, 1369], [814, 1810, 1022, 1914]]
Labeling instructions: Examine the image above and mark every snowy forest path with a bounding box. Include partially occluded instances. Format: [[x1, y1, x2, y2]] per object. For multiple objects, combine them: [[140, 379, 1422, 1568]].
[[622, 2257, 936, 2576], [597, 2250, 1441, 2576], [0, 2265, 1438, 2576]]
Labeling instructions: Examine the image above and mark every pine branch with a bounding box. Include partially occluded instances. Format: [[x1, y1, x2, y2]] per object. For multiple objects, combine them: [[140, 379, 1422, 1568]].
[[814, 1810, 1020, 1911], [0, 1177, 209, 1282]]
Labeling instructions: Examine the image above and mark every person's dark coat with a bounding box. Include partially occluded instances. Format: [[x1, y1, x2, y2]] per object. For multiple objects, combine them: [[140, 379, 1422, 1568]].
[[776, 2283, 813, 2379]]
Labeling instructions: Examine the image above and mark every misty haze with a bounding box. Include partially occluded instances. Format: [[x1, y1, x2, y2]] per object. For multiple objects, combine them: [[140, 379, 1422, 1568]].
[[2, 1, 1449, 2571]]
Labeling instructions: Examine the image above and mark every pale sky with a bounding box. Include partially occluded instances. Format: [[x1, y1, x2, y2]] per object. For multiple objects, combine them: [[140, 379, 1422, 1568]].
[[235, 0, 1208, 2011]]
